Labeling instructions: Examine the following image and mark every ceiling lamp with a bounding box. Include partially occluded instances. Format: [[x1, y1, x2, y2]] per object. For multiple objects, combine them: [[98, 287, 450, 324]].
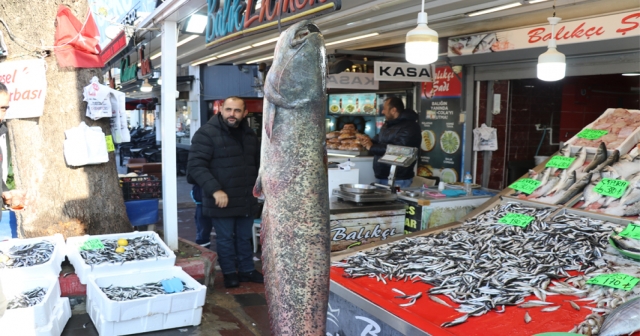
[[537, 16, 565, 81], [405, 0, 438, 65], [140, 79, 153, 92], [185, 14, 208, 34]]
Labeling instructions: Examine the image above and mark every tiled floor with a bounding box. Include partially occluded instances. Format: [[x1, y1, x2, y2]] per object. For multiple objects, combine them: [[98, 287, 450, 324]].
[[62, 153, 271, 335]]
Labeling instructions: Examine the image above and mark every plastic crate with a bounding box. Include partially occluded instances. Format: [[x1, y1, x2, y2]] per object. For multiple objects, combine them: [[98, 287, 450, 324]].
[[0, 296, 71, 336], [86, 267, 206, 323], [0, 276, 61, 329], [0, 234, 66, 280], [125, 199, 159, 226], [65, 231, 176, 284], [120, 176, 162, 201]]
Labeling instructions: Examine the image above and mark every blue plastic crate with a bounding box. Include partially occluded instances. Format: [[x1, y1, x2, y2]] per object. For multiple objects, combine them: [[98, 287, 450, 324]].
[[125, 199, 159, 227], [0, 210, 17, 240]]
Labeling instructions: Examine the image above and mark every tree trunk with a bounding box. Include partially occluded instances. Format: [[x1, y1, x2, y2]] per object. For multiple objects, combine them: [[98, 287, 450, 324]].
[[0, 0, 132, 238]]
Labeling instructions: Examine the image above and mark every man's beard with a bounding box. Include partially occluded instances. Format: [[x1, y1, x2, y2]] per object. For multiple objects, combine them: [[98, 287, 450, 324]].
[[225, 117, 241, 128]]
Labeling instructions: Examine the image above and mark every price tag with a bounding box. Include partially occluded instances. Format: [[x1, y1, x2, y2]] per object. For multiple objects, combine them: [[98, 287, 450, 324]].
[[619, 223, 640, 240], [498, 213, 535, 227], [545, 156, 576, 169], [80, 239, 104, 251], [594, 178, 629, 198], [586, 273, 639, 291], [508, 178, 541, 195], [576, 129, 608, 140], [105, 135, 115, 152]]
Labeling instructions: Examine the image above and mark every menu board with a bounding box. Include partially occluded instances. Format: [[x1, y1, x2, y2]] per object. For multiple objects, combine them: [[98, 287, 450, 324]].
[[328, 93, 378, 115], [417, 66, 464, 183]]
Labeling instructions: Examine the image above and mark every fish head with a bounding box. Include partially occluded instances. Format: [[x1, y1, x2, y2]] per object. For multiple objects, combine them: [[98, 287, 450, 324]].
[[265, 21, 326, 108]]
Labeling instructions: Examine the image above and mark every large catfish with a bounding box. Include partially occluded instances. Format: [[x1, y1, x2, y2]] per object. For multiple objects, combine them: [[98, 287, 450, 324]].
[[253, 20, 330, 335]]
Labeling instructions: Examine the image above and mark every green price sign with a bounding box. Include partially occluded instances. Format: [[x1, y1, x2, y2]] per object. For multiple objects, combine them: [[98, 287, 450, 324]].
[[619, 223, 640, 240], [545, 156, 576, 169], [498, 213, 535, 227], [80, 239, 105, 251], [508, 178, 541, 195], [594, 178, 629, 198], [587, 273, 639, 291], [576, 129, 608, 140], [105, 135, 115, 152]]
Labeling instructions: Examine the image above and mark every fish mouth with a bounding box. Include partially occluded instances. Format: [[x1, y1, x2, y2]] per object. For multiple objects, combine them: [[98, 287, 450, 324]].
[[291, 23, 320, 48]]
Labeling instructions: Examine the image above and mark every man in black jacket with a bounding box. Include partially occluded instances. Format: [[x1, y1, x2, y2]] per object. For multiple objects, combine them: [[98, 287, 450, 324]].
[[187, 96, 263, 288], [363, 96, 421, 188]]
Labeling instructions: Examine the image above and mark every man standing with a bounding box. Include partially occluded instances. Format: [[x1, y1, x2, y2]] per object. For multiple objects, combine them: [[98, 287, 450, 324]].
[[363, 96, 421, 188], [187, 96, 263, 288]]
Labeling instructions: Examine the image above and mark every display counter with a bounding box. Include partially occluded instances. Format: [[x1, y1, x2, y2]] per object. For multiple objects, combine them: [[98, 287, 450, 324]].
[[329, 198, 405, 252], [397, 187, 497, 232]]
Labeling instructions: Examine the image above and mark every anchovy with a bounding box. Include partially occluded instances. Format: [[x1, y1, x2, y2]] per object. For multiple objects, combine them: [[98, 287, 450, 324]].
[[79, 235, 168, 266], [100, 279, 193, 301], [253, 21, 330, 336], [0, 241, 55, 269], [6, 287, 46, 309], [541, 305, 561, 312]]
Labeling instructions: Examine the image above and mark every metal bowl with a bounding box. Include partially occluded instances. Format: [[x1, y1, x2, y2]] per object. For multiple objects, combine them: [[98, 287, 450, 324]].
[[340, 184, 378, 194]]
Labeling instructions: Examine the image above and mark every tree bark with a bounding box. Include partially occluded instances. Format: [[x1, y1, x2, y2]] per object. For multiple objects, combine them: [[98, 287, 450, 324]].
[[0, 0, 132, 238]]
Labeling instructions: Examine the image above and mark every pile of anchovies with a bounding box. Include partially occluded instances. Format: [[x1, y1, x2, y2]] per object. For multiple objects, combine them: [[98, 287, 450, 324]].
[[6, 287, 47, 309], [334, 202, 633, 331], [79, 235, 169, 267], [0, 241, 55, 268], [100, 280, 194, 301]]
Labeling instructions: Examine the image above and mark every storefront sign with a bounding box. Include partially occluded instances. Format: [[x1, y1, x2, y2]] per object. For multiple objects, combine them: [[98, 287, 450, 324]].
[[0, 59, 47, 119], [89, 0, 159, 61], [374, 62, 434, 82], [328, 93, 377, 115], [327, 73, 378, 90], [448, 11, 640, 57], [421, 66, 462, 99], [206, 0, 341, 47]]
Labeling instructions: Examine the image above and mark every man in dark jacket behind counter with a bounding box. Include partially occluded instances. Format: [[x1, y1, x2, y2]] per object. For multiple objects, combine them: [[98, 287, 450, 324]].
[[363, 96, 421, 188], [187, 96, 263, 288]]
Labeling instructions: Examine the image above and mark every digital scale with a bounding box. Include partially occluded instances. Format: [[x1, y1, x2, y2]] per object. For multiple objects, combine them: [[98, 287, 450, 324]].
[[333, 145, 418, 205]]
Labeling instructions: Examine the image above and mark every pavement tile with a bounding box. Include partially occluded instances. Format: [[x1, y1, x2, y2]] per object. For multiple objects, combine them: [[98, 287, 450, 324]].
[[242, 305, 272, 336]]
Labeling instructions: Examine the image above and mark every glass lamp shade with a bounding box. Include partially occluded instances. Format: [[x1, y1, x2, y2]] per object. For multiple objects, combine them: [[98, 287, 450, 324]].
[[405, 13, 439, 65], [537, 47, 566, 81], [141, 79, 153, 92]]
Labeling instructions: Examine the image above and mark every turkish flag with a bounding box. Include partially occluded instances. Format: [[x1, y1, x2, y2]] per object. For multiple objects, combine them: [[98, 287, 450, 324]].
[[54, 5, 104, 68]]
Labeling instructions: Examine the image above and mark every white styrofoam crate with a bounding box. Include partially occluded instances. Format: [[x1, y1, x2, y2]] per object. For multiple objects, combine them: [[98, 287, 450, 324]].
[[87, 297, 202, 336], [66, 231, 176, 284], [566, 108, 640, 155], [0, 234, 65, 280], [0, 276, 61, 329], [1, 297, 71, 336], [86, 266, 206, 323]]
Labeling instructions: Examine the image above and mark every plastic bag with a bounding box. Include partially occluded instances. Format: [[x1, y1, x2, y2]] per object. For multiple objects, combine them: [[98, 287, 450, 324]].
[[63, 122, 109, 166], [473, 123, 498, 151]]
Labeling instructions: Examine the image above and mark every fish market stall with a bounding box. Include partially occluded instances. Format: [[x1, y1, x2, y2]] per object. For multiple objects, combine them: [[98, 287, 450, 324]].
[[397, 187, 497, 233], [328, 198, 640, 336]]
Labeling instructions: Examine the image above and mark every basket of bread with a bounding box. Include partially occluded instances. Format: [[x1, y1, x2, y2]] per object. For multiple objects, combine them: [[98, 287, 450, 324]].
[[326, 124, 372, 152]]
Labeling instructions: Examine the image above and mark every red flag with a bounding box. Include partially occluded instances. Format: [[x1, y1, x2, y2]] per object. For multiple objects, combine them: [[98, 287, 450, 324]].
[[54, 5, 104, 68]]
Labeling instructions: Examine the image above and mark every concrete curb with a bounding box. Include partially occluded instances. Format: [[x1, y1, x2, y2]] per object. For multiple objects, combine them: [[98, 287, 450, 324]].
[[59, 238, 218, 297]]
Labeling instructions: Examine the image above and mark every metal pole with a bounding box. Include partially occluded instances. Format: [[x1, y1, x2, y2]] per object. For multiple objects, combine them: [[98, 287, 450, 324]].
[[161, 20, 178, 250], [188, 65, 201, 142]]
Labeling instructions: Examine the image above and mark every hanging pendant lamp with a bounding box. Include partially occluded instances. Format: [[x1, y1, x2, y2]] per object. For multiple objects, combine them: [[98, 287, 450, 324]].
[[537, 17, 566, 81], [405, 0, 438, 65]]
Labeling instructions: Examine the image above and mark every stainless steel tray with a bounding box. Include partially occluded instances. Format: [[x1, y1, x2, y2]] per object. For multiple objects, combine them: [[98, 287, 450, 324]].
[[340, 184, 378, 194]]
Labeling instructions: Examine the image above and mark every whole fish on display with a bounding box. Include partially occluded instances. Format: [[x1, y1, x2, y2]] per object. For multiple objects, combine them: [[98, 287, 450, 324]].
[[253, 21, 331, 335], [583, 142, 607, 173], [599, 297, 640, 336]]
